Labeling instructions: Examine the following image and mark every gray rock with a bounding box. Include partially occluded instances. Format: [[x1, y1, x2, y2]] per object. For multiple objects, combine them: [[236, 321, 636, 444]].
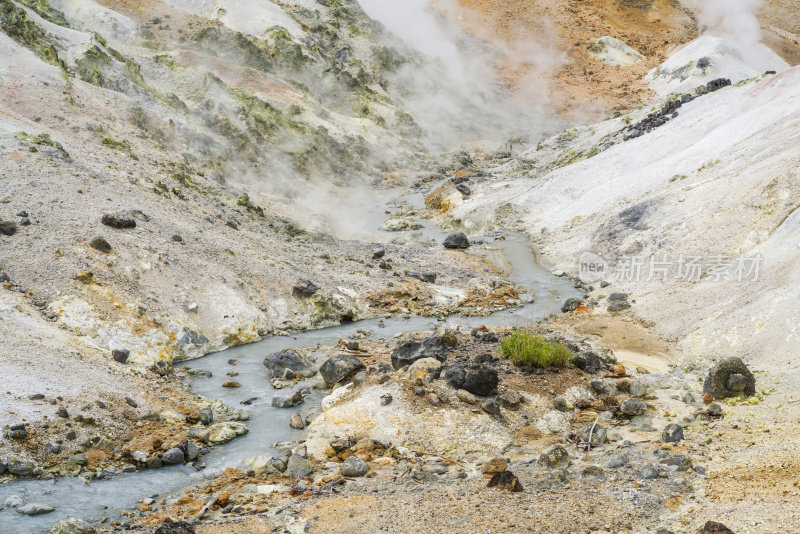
[[662, 423, 684, 443], [101, 212, 136, 229], [620, 398, 647, 416], [341, 456, 369, 477], [380, 393, 393, 405], [154, 522, 195, 534], [443, 232, 470, 249], [608, 292, 628, 301], [638, 464, 661, 479], [263, 350, 310, 378], [89, 237, 112, 253], [17, 503, 55, 515], [112, 349, 129, 364], [579, 423, 608, 445], [185, 441, 200, 461], [292, 279, 319, 299], [590, 379, 616, 396], [606, 454, 629, 468], [392, 337, 447, 369], [352, 371, 368, 387], [8, 458, 35, 476], [481, 398, 500, 414], [372, 246, 385, 260], [70, 454, 88, 467], [703, 357, 755, 399], [271, 389, 305, 408], [319, 354, 365, 386], [0, 220, 18, 236], [289, 412, 305, 429], [49, 516, 97, 534], [629, 381, 648, 398], [0, 460, 6, 474], [162, 447, 185, 464], [538, 444, 570, 468], [553, 397, 568, 411], [4, 495, 24, 508], [199, 408, 213, 425], [561, 298, 582, 313], [498, 390, 522, 409], [285, 454, 313, 478]]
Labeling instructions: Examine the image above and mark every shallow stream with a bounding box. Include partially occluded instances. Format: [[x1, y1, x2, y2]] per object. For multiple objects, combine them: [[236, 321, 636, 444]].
[[0, 201, 580, 533]]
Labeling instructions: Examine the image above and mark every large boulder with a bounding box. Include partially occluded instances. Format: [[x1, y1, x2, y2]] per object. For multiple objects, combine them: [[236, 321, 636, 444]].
[[200, 422, 248, 445], [443, 362, 498, 396], [50, 517, 97, 534], [271, 389, 305, 408], [703, 357, 755, 399], [263, 350, 311, 378], [285, 454, 313, 478], [341, 456, 369, 477], [443, 232, 470, 249], [391, 337, 448, 369], [319, 354, 365, 386]]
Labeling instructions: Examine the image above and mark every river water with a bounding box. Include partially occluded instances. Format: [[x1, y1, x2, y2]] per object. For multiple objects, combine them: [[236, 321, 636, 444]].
[[0, 202, 580, 533]]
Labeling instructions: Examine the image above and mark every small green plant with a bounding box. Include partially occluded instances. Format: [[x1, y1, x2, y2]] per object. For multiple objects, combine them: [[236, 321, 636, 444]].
[[498, 330, 574, 368]]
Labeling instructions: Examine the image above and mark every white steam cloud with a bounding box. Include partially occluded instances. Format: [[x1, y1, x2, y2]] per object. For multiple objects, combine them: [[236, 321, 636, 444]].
[[358, 0, 565, 149], [681, 0, 763, 45]]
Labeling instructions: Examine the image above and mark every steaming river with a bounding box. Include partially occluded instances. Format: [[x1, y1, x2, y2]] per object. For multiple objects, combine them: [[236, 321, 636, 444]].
[[0, 208, 579, 533]]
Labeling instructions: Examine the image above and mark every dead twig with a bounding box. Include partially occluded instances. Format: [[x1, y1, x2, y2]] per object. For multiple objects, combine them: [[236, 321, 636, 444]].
[[193, 495, 219, 520]]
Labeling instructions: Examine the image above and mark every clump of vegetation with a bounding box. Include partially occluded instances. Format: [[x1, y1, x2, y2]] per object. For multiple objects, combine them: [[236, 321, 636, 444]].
[[17, 131, 68, 154], [498, 330, 574, 368], [101, 135, 130, 151], [16, 0, 69, 27], [74, 45, 111, 86], [1, 0, 62, 65]]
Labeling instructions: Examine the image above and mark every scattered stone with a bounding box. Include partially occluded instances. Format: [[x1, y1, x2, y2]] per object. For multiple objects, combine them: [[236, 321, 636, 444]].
[[74, 271, 93, 284], [561, 298, 582, 313], [124, 397, 138, 408], [539, 444, 570, 468], [271, 389, 304, 408], [629, 381, 648, 398], [456, 389, 478, 404], [292, 279, 319, 299], [487, 470, 523, 492], [200, 422, 248, 445], [498, 390, 522, 409], [101, 212, 136, 229], [162, 448, 185, 464], [606, 454, 629, 468], [4, 495, 24, 508], [49, 516, 97, 534], [702, 522, 735, 534], [372, 246, 385, 260], [380, 393, 393, 405], [482, 457, 508, 474], [391, 337, 447, 369], [579, 423, 609, 445], [426, 393, 441, 406], [17, 503, 55, 515], [112, 349, 130, 364], [553, 397, 568, 411], [620, 398, 647, 416], [0, 221, 17, 236], [89, 237, 112, 253], [443, 232, 470, 249], [341, 456, 369, 477], [590, 379, 616, 396], [199, 408, 213, 425], [263, 350, 311, 378], [481, 398, 500, 414], [70, 453, 87, 467], [289, 412, 305, 429], [662, 423, 684, 443], [222, 380, 241, 388], [319, 354, 365, 386], [285, 454, 313, 478], [638, 464, 661, 479], [704, 357, 755, 399], [154, 522, 195, 534], [407, 357, 442, 383]]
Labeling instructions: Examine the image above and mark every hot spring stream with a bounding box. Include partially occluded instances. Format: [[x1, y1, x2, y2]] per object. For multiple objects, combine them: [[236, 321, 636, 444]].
[[0, 221, 580, 533]]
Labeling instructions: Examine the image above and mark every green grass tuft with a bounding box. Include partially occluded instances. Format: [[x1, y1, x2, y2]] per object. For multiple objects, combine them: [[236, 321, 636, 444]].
[[498, 330, 574, 368]]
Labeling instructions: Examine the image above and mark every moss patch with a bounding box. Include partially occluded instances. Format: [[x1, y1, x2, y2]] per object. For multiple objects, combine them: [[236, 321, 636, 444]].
[[0, 0, 62, 65]]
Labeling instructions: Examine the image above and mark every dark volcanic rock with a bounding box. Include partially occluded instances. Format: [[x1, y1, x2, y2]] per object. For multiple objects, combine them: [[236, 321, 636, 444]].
[[155, 522, 195, 534], [703, 357, 755, 399], [703, 521, 735, 533], [444, 362, 498, 396], [271, 389, 305, 408], [89, 236, 112, 253], [442, 232, 470, 249], [487, 470, 523, 492], [561, 298, 582, 313], [0, 221, 17, 236], [662, 423, 684, 443], [319, 354, 365, 386], [112, 349, 130, 364], [292, 279, 319, 299], [391, 337, 448, 369], [263, 350, 311, 378], [101, 212, 136, 229]]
